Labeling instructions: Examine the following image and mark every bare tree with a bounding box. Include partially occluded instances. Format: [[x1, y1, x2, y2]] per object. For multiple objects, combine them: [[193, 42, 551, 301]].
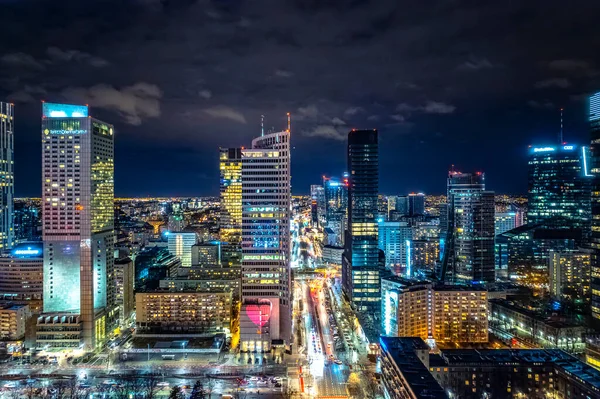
[[110, 378, 132, 399], [23, 380, 37, 399], [141, 374, 160, 399], [52, 379, 70, 399]]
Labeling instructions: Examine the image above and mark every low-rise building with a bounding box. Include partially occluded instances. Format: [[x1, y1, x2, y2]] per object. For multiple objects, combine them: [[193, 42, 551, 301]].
[[489, 298, 587, 352], [0, 304, 30, 340], [36, 314, 82, 348], [0, 246, 43, 311], [379, 336, 446, 399], [322, 245, 343, 266], [135, 291, 231, 337]]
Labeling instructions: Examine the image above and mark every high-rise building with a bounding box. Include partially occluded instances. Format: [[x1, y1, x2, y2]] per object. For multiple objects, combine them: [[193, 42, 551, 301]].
[[323, 176, 348, 246], [167, 212, 185, 232], [589, 91, 600, 324], [0, 103, 14, 250], [495, 212, 517, 236], [219, 147, 242, 267], [191, 242, 220, 266], [440, 171, 495, 284], [378, 221, 412, 276], [408, 193, 425, 216], [342, 129, 380, 315], [114, 256, 134, 324], [240, 127, 291, 352], [134, 247, 181, 291], [40, 102, 114, 350], [310, 184, 325, 226], [167, 232, 197, 267], [549, 250, 591, 302], [527, 144, 592, 238], [14, 201, 40, 243]]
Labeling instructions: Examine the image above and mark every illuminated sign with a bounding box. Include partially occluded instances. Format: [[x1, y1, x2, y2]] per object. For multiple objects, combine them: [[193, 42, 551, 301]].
[[562, 145, 574, 150], [43, 103, 88, 118], [533, 147, 556, 153], [12, 247, 41, 256], [44, 129, 87, 135]]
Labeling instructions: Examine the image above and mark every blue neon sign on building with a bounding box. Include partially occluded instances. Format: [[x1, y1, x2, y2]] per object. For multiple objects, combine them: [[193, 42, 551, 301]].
[[43, 103, 88, 118]]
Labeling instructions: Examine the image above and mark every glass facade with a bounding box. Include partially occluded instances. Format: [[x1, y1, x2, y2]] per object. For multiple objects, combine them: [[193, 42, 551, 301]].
[[220, 147, 242, 267], [527, 144, 592, 237], [440, 172, 495, 284], [323, 176, 348, 246], [41, 103, 114, 349], [0, 103, 14, 250], [343, 129, 380, 313], [589, 92, 600, 322]]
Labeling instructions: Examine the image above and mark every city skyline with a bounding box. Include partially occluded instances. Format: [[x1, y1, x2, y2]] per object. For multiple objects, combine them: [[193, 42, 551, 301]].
[[2, 1, 600, 197]]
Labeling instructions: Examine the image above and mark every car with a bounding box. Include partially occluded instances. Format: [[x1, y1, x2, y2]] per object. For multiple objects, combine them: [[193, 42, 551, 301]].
[[334, 359, 343, 365], [157, 382, 170, 387]]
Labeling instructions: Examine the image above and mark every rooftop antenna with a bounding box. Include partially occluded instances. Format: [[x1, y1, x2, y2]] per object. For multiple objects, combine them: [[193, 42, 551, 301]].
[[560, 108, 564, 143], [261, 115, 265, 137], [287, 112, 291, 132]]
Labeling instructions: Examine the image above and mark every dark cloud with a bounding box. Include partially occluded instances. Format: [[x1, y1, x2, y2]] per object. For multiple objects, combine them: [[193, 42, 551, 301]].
[[1, 0, 600, 196]]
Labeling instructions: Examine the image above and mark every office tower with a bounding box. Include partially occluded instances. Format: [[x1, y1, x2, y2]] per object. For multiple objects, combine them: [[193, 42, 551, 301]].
[[378, 221, 412, 276], [0, 103, 14, 250], [167, 232, 197, 267], [134, 247, 181, 291], [310, 184, 325, 226], [14, 201, 41, 243], [387, 195, 397, 220], [0, 244, 43, 311], [440, 171, 495, 284], [591, 92, 600, 323], [323, 176, 348, 246], [495, 211, 517, 236], [191, 242, 220, 266], [219, 147, 242, 266], [407, 193, 425, 216], [240, 127, 291, 352], [40, 102, 114, 349], [549, 250, 591, 303], [114, 256, 134, 323], [342, 129, 380, 315], [528, 144, 592, 238]]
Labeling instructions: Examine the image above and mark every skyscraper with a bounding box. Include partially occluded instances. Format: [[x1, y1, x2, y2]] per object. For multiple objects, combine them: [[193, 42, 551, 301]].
[[589, 91, 600, 322], [0, 103, 14, 250], [310, 184, 325, 226], [527, 144, 592, 238], [342, 129, 380, 314], [220, 147, 242, 267], [40, 102, 114, 349], [440, 171, 495, 284], [239, 126, 291, 352], [378, 221, 412, 276], [323, 175, 348, 246]]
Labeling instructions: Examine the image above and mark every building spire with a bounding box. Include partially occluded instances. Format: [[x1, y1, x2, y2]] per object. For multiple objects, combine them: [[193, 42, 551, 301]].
[[261, 115, 264, 137], [560, 108, 564, 143], [287, 112, 291, 133]]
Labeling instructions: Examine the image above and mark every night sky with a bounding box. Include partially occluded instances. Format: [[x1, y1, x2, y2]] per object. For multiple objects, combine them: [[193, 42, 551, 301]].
[[1, 0, 600, 197]]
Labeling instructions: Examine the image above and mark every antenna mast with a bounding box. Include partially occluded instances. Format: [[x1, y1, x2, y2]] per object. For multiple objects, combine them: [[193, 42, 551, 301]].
[[560, 108, 564, 143], [261, 115, 264, 137], [287, 112, 291, 132]]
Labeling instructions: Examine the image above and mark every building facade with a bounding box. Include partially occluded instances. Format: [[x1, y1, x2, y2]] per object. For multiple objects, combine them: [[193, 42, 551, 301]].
[[240, 128, 291, 351], [342, 129, 380, 315], [219, 147, 242, 267], [323, 176, 348, 246], [440, 171, 495, 284], [549, 250, 591, 302], [0, 103, 14, 250], [114, 257, 134, 324], [589, 92, 600, 324], [378, 221, 412, 276], [41, 102, 114, 350], [135, 291, 231, 336], [167, 232, 197, 267]]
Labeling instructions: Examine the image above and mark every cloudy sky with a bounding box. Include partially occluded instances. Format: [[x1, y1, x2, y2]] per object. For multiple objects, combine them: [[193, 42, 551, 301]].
[[1, 0, 600, 196]]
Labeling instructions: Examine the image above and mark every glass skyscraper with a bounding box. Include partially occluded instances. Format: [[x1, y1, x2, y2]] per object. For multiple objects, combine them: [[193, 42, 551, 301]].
[[342, 129, 380, 313], [220, 147, 242, 267], [323, 175, 348, 246], [240, 128, 291, 352], [527, 144, 592, 239], [41, 102, 114, 349], [589, 92, 600, 323], [0, 103, 14, 250], [440, 171, 495, 284]]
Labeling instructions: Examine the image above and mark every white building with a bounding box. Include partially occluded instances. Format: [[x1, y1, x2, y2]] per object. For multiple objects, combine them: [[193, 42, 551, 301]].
[[167, 232, 198, 267], [240, 126, 291, 352]]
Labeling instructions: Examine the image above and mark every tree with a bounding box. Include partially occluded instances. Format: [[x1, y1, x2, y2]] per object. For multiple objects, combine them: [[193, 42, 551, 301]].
[[347, 372, 361, 396], [23, 380, 38, 399], [168, 385, 185, 399], [190, 380, 207, 399], [363, 371, 381, 399], [141, 374, 160, 399]]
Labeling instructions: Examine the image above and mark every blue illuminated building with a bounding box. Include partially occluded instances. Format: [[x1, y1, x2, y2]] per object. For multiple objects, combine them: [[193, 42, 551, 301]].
[[42, 102, 88, 118], [378, 221, 412, 276], [0, 103, 14, 251], [323, 175, 348, 246], [589, 92, 600, 324], [528, 144, 592, 239]]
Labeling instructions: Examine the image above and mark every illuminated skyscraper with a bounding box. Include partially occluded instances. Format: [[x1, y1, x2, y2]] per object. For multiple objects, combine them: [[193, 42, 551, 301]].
[[589, 92, 600, 322], [342, 129, 380, 314], [440, 171, 495, 284], [0, 103, 14, 250], [40, 102, 114, 349], [310, 184, 325, 226], [323, 175, 348, 246], [527, 144, 592, 237], [167, 232, 197, 267], [239, 127, 291, 352], [219, 147, 242, 267]]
